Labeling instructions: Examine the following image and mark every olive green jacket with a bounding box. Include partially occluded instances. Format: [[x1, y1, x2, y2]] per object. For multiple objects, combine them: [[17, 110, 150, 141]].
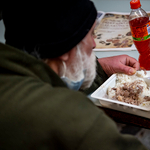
[[0, 43, 147, 150]]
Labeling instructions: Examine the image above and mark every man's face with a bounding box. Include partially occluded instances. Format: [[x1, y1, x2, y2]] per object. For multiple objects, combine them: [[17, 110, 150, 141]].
[[60, 22, 97, 90], [60, 46, 96, 90], [77, 21, 97, 89]]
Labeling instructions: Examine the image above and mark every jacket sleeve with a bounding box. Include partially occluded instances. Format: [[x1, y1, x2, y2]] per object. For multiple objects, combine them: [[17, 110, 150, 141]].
[[80, 58, 108, 95]]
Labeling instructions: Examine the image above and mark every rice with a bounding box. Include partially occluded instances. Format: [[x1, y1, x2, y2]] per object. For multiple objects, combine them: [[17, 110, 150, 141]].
[[107, 70, 150, 106]]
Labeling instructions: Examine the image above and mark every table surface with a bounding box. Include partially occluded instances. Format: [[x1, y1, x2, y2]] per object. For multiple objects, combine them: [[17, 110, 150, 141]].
[[91, 0, 150, 129]]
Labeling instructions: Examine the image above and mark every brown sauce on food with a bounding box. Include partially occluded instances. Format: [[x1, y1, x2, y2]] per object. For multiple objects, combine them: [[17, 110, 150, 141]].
[[110, 80, 148, 105]]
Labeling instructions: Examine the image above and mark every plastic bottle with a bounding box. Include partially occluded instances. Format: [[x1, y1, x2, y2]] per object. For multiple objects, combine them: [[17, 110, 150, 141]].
[[129, 0, 150, 70]]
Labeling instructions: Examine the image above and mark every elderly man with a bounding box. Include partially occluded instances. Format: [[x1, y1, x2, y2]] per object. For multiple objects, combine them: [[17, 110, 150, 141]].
[[0, 0, 147, 150]]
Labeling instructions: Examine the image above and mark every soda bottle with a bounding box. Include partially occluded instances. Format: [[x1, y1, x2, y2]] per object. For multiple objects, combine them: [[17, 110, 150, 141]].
[[129, 0, 150, 70]]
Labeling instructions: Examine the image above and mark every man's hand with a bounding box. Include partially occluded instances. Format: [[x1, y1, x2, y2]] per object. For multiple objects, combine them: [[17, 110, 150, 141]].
[[98, 55, 140, 77]]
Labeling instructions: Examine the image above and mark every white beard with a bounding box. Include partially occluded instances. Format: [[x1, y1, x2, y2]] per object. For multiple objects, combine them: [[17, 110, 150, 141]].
[[80, 50, 96, 90], [60, 44, 96, 90]]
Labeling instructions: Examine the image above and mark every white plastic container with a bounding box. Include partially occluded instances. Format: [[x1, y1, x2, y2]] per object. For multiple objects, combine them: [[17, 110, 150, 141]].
[[91, 71, 150, 111]]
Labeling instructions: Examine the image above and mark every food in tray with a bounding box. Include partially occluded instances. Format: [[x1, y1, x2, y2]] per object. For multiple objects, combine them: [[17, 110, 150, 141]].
[[107, 70, 150, 106]]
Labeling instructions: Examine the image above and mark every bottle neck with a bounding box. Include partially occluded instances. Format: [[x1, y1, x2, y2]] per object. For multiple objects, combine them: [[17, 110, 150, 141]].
[[131, 7, 141, 11]]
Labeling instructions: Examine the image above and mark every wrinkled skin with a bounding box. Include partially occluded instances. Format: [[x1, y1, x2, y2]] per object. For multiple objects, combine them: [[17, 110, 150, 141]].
[[98, 54, 140, 77]]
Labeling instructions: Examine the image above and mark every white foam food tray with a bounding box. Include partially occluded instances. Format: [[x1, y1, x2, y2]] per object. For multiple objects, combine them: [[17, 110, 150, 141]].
[[91, 71, 150, 111]]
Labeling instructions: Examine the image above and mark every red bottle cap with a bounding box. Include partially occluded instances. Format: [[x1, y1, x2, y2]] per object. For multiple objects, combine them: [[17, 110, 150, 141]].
[[130, 0, 141, 9]]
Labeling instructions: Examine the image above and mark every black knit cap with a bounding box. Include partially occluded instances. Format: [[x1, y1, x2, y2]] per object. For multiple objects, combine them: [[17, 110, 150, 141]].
[[3, 0, 97, 58]]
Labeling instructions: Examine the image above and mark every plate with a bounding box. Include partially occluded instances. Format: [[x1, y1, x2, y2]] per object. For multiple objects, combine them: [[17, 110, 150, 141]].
[[91, 71, 150, 111]]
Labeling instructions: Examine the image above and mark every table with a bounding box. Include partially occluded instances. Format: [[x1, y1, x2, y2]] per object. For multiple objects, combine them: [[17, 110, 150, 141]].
[[91, 0, 150, 129]]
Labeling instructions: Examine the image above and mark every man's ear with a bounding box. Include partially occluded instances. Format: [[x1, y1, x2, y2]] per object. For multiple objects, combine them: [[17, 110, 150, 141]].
[[58, 52, 69, 61], [58, 46, 77, 62]]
